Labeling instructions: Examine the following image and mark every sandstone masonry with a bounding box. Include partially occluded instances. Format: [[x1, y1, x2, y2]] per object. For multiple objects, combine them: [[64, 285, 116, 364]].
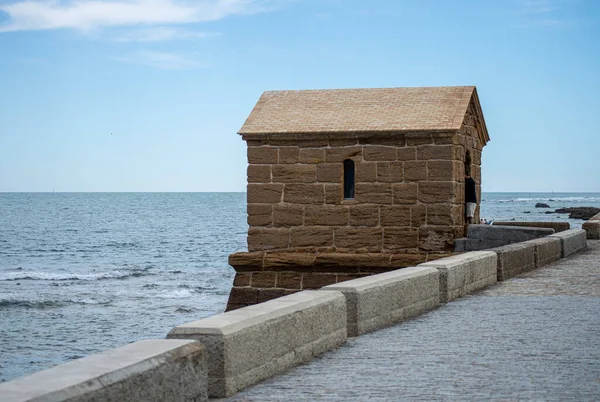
[[227, 86, 490, 310]]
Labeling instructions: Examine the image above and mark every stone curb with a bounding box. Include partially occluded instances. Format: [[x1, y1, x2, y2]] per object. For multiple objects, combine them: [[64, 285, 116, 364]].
[[321, 266, 439, 337], [0, 340, 208, 402], [490, 242, 536, 282], [167, 290, 347, 398], [549, 229, 588, 257], [418, 251, 497, 303]]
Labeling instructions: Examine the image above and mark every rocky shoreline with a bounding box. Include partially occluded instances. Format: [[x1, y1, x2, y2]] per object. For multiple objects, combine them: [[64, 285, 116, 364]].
[[544, 207, 600, 220]]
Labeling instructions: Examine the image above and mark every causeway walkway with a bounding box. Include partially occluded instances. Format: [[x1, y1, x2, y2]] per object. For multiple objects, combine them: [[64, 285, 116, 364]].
[[229, 241, 600, 401]]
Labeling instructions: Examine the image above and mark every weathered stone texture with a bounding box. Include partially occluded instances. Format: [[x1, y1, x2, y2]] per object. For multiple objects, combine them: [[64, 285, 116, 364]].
[[247, 165, 271, 183], [291, 227, 334, 248], [418, 181, 454, 204], [355, 183, 393, 204], [272, 164, 316, 183], [392, 183, 418, 204], [247, 184, 283, 204], [380, 206, 411, 227], [427, 204, 454, 226], [417, 145, 455, 160], [305, 205, 349, 226], [383, 228, 418, 251], [272, 204, 304, 227], [278, 147, 299, 164], [248, 146, 278, 164], [317, 163, 342, 183], [334, 228, 383, 252], [349, 205, 380, 227], [377, 162, 404, 182], [247, 204, 272, 226], [325, 146, 362, 162], [363, 146, 397, 161], [0, 340, 208, 402], [427, 160, 454, 181], [324, 184, 342, 204], [299, 148, 326, 164], [356, 162, 377, 182], [404, 161, 427, 182], [248, 227, 289, 251], [396, 147, 416, 161], [283, 184, 325, 204], [263, 253, 315, 271]]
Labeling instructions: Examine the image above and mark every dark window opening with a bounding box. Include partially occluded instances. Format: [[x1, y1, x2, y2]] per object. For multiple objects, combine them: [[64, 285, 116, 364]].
[[343, 159, 355, 199]]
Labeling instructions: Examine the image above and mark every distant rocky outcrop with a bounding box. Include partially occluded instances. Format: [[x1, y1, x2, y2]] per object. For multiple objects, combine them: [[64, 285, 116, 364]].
[[535, 203, 550, 208], [549, 207, 600, 220]]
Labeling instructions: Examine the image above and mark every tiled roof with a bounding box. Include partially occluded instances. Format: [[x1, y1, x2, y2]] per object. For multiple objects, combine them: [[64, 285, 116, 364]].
[[239, 86, 476, 135]]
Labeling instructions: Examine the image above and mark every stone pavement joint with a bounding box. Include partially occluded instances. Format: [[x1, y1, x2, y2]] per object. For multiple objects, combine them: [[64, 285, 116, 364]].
[[229, 241, 600, 401]]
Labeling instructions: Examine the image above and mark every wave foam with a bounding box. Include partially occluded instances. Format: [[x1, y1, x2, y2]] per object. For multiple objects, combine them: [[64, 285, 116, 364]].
[[0, 297, 111, 309], [0, 270, 149, 282]]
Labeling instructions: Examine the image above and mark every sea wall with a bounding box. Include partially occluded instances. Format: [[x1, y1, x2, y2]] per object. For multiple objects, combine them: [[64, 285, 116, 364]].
[[492, 221, 569, 233], [321, 266, 439, 336], [418, 251, 497, 303], [455, 224, 555, 251], [1, 230, 590, 401], [0, 340, 208, 402], [582, 212, 600, 239], [167, 290, 347, 398], [549, 229, 588, 257]]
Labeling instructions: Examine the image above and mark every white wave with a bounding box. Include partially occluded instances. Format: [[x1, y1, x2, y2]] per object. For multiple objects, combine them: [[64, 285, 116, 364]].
[[0, 296, 111, 308], [0, 270, 144, 281], [495, 197, 600, 203], [69, 297, 112, 305], [158, 289, 193, 299]]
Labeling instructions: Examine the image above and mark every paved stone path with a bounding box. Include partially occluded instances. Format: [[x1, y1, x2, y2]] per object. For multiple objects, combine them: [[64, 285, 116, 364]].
[[229, 241, 600, 401]]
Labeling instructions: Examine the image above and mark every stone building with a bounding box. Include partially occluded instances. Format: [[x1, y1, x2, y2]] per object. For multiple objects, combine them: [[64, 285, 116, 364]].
[[226, 86, 490, 310]]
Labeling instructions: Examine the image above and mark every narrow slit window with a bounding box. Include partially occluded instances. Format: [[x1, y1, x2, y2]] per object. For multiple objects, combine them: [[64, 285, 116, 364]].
[[343, 159, 355, 199]]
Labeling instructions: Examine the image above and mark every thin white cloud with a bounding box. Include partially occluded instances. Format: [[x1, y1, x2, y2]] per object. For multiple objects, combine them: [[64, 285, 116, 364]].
[[0, 0, 281, 32], [114, 50, 203, 69], [515, 0, 575, 27], [112, 27, 220, 42], [519, 0, 558, 14]]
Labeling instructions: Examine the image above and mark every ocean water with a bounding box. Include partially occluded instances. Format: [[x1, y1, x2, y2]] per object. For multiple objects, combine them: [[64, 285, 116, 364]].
[[1, 192, 599, 382]]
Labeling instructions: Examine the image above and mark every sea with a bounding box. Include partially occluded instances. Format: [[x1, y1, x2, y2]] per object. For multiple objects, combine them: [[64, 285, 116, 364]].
[[1, 192, 599, 382]]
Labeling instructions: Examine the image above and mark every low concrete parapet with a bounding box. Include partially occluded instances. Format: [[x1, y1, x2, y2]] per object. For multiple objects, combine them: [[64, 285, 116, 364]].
[[456, 225, 555, 251], [321, 266, 439, 337], [492, 221, 569, 233], [167, 290, 347, 398], [549, 229, 588, 257], [582, 212, 600, 239], [491, 242, 536, 281], [418, 251, 497, 303], [0, 339, 207, 402], [523, 237, 562, 268]]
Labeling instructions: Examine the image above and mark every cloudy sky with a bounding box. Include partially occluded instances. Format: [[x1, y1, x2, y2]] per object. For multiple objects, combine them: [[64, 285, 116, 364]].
[[0, 0, 599, 192]]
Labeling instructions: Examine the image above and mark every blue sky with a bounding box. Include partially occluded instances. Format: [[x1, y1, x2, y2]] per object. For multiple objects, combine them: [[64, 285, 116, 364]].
[[0, 0, 598, 192]]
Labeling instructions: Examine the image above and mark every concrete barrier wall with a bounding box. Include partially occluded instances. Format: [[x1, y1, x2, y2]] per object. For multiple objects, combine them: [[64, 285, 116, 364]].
[[167, 290, 347, 398], [0, 340, 207, 402], [456, 224, 556, 251], [418, 251, 497, 303], [321, 266, 439, 337], [523, 237, 562, 268], [582, 213, 600, 239], [492, 221, 569, 233], [491, 242, 536, 281], [549, 229, 588, 257]]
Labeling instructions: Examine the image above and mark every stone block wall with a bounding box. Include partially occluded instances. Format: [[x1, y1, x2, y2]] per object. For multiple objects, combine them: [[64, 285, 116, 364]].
[[227, 106, 485, 310], [245, 133, 472, 254]]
